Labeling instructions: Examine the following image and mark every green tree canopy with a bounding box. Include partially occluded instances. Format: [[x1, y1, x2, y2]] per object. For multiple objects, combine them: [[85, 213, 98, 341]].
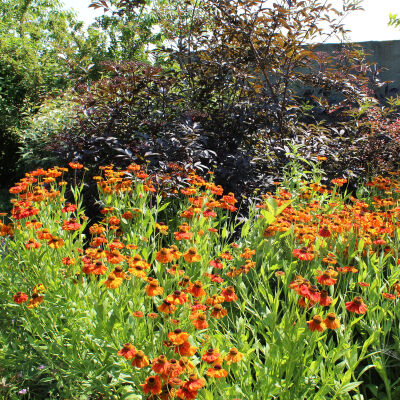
[[0, 0, 87, 183]]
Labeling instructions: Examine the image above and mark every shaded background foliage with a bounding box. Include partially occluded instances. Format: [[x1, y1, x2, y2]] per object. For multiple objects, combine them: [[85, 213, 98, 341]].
[[5, 0, 400, 200]]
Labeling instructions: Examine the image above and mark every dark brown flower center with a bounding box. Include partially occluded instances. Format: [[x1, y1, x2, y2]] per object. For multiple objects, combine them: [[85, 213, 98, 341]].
[[313, 316, 323, 324]]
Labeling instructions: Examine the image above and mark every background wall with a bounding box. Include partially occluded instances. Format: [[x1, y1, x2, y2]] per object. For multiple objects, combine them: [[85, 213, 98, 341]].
[[316, 40, 400, 100]]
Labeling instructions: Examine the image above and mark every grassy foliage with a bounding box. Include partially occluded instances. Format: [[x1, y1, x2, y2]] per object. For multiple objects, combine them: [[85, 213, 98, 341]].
[[1, 160, 400, 399]]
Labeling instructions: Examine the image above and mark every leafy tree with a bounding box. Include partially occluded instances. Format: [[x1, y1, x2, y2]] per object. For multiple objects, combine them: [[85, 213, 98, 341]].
[[0, 0, 88, 183], [87, 0, 164, 61]]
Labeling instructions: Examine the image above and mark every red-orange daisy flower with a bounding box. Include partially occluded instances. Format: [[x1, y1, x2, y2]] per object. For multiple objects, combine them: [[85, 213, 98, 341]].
[[201, 348, 221, 364], [141, 375, 162, 395], [316, 270, 337, 286], [206, 365, 228, 378], [293, 247, 314, 261], [117, 343, 137, 360], [168, 329, 189, 346], [13, 292, 28, 304], [131, 350, 150, 368], [345, 296, 367, 314], [307, 315, 325, 332], [323, 313, 340, 330]]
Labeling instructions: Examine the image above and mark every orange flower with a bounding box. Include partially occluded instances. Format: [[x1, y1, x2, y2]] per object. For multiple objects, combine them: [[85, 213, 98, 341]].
[[221, 286, 238, 302], [206, 294, 225, 306], [319, 290, 332, 306], [206, 365, 228, 378], [382, 292, 396, 300], [176, 387, 198, 400], [188, 281, 206, 297], [305, 285, 320, 303], [121, 211, 133, 220], [103, 274, 123, 289], [201, 348, 221, 364], [182, 374, 206, 391], [324, 313, 340, 330], [36, 229, 52, 240], [25, 219, 42, 229], [25, 239, 41, 249], [211, 304, 227, 319], [219, 252, 233, 260], [62, 256, 74, 265], [166, 290, 188, 305], [174, 225, 193, 240], [316, 270, 337, 286], [92, 262, 107, 275], [112, 265, 129, 279], [117, 343, 137, 360], [129, 265, 147, 279], [90, 236, 108, 248], [292, 247, 314, 261], [127, 163, 141, 171], [156, 248, 174, 263], [108, 238, 125, 250], [145, 279, 164, 296], [13, 292, 28, 304], [183, 247, 201, 263], [175, 341, 197, 357], [155, 222, 169, 234], [47, 236, 64, 249], [307, 315, 325, 332], [28, 293, 44, 309], [152, 355, 170, 376], [318, 225, 331, 237], [69, 161, 83, 169], [165, 358, 184, 378], [331, 178, 347, 186], [209, 259, 223, 269], [106, 250, 125, 264], [191, 312, 208, 330], [89, 224, 105, 235], [168, 329, 189, 346], [141, 375, 162, 395], [131, 350, 150, 368], [203, 208, 217, 218], [169, 245, 182, 260], [240, 247, 256, 259], [62, 218, 82, 231], [32, 284, 45, 294], [225, 347, 243, 364], [132, 311, 144, 317], [158, 299, 177, 314], [108, 216, 120, 226], [345, 296, 367, 314]]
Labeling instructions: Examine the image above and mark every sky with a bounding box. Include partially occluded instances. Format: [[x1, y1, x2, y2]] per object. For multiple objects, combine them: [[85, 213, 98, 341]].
[[62, 0, 400, 43]]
